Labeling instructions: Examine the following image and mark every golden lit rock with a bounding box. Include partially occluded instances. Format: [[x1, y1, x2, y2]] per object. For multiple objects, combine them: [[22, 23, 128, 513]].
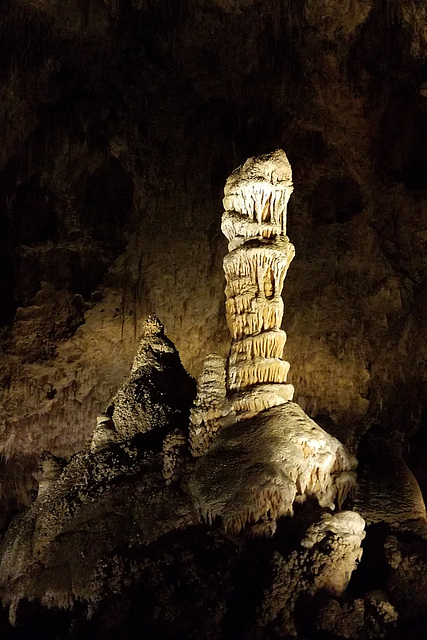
[[188, 150, 357, 534], [257, 511, 366, 635]]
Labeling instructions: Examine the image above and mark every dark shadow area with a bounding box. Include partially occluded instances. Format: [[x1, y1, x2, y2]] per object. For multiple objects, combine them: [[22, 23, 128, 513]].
[[347, 0, 413, 91], [11, 177, 58, 246], [346, 522, 391, 597], [373, 87, 427, 190], [83, 157, 134, 245], [309, 176, 364, 224], [407, 407, 427, 499], [0, 209, 15, 325]]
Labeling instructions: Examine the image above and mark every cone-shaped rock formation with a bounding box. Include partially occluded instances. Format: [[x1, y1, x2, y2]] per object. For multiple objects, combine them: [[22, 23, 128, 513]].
[[112, 315, 195, 439]]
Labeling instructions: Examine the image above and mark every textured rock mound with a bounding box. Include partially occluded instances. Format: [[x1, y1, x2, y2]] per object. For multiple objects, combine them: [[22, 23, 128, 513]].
[[315, 591, 398, 639], [0, 433, 197, 627], [188, 402, 356, 535], [384, 533, 427, 624], [256, 511, 366, 636], [0, 318, 197, 625], [112, 315, 195, 439]]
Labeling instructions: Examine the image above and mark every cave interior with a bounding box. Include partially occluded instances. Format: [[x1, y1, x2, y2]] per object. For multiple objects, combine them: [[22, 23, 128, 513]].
[[0, 1, 427, 639]]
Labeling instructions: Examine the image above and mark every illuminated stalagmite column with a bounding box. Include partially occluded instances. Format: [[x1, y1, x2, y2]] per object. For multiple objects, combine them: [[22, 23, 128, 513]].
[[222, 149, 295, 408], [188, 150, 358, 536], [190, 150, 298, 456]]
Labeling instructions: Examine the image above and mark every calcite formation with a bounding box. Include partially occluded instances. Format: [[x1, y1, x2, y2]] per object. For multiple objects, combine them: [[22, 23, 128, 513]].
[[188, 150, 357, 534], [189, 402, 357, 536], [162, 428, 188, 485], [112, 315, 195, 440], [0, 322, 199, 630], [222, 152, 294, 408], [33, 452, 66, 499], [356, 431, 427, 536], [190, 150, 295, 456], [257, 511, 366, 636], [223, 150, 295, 407], [316, 593, 398, 639]]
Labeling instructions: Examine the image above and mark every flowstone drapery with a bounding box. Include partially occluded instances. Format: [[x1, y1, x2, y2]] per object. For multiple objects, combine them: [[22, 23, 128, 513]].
[[188, 150, 357, 535]]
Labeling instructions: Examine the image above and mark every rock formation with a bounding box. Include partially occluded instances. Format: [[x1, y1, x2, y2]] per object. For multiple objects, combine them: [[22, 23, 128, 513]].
[[188, 151, 357, 535], [162, 428, 188, 485], [0, 313, 425, 640], [256, 511, 366, 636], [315, 591, 398, 640], [355, 429, 427, 536], [32, 451, 66, 499], [112, 315, 195, 439], [189, 151, 295, 460], [221, 150, 295, 407], [0, 323, 198, 629], [90, 412, 117, 452], [0, 2, 427, 638]]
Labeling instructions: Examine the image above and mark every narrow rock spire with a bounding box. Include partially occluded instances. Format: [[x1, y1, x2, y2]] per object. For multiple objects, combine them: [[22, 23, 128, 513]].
[[222, 149, 295, 406]]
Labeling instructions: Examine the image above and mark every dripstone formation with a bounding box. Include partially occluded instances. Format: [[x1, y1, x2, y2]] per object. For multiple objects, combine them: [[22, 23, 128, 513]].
[[1, 152, 426, 640], [188, 150, 357, 535], [223, 150, 295, 407]]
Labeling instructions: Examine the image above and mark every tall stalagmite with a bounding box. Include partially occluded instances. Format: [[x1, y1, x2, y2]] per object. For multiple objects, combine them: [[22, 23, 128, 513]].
[[190, 150, 296, 455], [188, 150, 358, 535], [222, 150, 295, 405]]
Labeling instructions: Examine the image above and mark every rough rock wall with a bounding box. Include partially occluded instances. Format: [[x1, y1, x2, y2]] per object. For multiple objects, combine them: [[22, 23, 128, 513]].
[[0, 0, 426, 466]]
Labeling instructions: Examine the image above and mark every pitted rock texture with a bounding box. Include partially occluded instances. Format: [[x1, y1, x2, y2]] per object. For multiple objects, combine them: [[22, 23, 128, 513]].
[[0, 430, 198, 624], [315, 592, 398, 640], [255, 511, 366, 637], [111, 315, 196, 439]]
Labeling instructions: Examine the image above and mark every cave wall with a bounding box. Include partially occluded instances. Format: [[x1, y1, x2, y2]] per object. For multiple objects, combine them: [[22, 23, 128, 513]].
[[0, 0, 426, 463]]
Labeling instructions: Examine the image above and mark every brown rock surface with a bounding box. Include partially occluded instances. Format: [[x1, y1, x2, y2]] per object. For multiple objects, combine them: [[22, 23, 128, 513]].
[[0, 0, 426, 462], [0, 1, 427, 638]]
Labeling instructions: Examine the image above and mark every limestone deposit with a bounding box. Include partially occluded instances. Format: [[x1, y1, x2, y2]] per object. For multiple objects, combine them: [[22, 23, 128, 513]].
[[188, 151, 357, 535], [0, 1, 426, 638]]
